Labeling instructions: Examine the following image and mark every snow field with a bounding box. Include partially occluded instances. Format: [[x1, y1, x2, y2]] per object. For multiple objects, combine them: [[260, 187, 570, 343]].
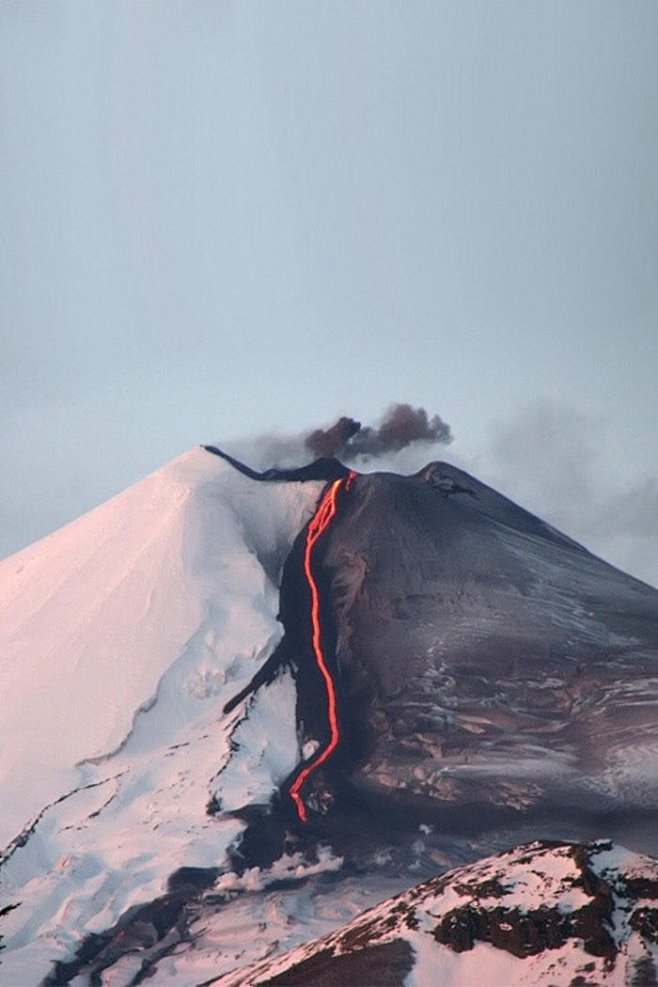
[[0, 448, 324, 981]]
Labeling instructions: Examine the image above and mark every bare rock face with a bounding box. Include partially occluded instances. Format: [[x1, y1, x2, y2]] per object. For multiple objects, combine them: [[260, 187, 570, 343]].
[[215, 840, 658, 987]]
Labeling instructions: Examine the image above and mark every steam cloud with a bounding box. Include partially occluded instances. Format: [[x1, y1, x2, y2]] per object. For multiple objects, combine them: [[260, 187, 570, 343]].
[[305, 403, 453, 460], [478, 399, 658, 589]]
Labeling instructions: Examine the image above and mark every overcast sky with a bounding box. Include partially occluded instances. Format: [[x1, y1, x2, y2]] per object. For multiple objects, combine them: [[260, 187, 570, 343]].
[[1, 1, 657, 585]]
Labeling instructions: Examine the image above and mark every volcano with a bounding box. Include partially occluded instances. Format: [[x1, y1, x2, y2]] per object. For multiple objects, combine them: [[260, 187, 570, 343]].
[[0, 446, 657, 985]]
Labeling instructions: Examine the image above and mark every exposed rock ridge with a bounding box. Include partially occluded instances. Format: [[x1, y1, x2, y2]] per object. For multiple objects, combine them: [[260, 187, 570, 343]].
[[214, 840, 658, 986]]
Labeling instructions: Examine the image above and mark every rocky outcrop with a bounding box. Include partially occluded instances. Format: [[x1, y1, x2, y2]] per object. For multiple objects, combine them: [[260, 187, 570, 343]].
[[215, 840, 658, 986]]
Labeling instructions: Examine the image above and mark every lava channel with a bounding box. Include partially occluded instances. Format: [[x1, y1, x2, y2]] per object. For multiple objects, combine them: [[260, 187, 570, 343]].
[[289, 471, 356, 822]]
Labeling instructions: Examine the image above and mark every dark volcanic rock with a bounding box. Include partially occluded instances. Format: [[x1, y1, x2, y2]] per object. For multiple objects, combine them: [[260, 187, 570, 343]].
[[214, 840, 658, 986], [202, 446, 350, 482], [202, 449, 658, 841], [259, 939, 414, 986], [309, 463, 658, 829]]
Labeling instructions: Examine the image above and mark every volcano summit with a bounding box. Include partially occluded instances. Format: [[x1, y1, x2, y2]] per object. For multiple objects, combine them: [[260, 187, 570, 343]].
[[0, 445, 657, 984]]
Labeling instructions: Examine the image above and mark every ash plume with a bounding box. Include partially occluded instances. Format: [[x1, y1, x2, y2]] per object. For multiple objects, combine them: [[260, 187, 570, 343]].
[[222, 403, 454, 480], [479, 399, 658, 588], [306, 417, 362, 458], [306, 404, 453, 460]]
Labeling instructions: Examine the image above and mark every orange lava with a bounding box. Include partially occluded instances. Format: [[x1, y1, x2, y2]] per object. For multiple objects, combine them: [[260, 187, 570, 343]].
[[289, 472, 356, 822]]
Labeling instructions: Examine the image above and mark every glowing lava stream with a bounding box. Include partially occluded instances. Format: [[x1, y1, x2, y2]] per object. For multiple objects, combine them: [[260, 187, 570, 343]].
[[289, 472, 356, 822]]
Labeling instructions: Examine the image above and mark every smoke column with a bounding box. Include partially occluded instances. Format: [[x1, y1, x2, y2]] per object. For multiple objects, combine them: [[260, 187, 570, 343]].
[[305, 403, 453, 460], [222, 403, 453, 474]]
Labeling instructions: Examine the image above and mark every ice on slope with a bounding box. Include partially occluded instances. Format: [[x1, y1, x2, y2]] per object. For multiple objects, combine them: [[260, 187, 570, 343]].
[[0, 448, 324, 981]]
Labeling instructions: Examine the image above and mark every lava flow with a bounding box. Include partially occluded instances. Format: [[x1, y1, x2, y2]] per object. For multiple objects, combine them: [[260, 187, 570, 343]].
[[289, 471, 356, 822]]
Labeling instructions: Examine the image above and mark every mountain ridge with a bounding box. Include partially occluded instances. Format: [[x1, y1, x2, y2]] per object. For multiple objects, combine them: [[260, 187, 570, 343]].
[[1, 445, 657, 984]]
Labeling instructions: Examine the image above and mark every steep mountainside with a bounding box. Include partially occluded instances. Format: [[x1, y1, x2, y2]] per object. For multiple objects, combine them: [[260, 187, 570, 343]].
[[217, 839, 658, 987], [314, 462, 658, 830], [0, 450, 325, 983], [1, 447, 657, 985]]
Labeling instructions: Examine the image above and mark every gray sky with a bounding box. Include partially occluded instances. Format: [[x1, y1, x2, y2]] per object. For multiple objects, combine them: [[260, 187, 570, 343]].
[[1, 1, 657, 584]]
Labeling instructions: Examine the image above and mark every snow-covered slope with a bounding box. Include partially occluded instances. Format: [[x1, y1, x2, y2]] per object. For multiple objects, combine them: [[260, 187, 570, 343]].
[[2, 447, 658, 986], [219, 839, 658, 987], [0, 449, 325, 982]]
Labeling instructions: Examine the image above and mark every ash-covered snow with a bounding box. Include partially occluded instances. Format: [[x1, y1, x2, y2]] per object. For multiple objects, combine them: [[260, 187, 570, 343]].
[[0, 448, 326, 982], [319, 463, 658, 825]]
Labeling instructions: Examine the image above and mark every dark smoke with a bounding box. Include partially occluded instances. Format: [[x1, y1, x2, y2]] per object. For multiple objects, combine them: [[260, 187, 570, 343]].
[[373, 403, 452, 452], [305, 417, 362, 458], [305, 404, 453, 460]]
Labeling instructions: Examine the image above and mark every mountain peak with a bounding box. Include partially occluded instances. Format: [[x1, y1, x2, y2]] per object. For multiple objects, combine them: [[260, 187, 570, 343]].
[[1, 445, 657, 984]]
